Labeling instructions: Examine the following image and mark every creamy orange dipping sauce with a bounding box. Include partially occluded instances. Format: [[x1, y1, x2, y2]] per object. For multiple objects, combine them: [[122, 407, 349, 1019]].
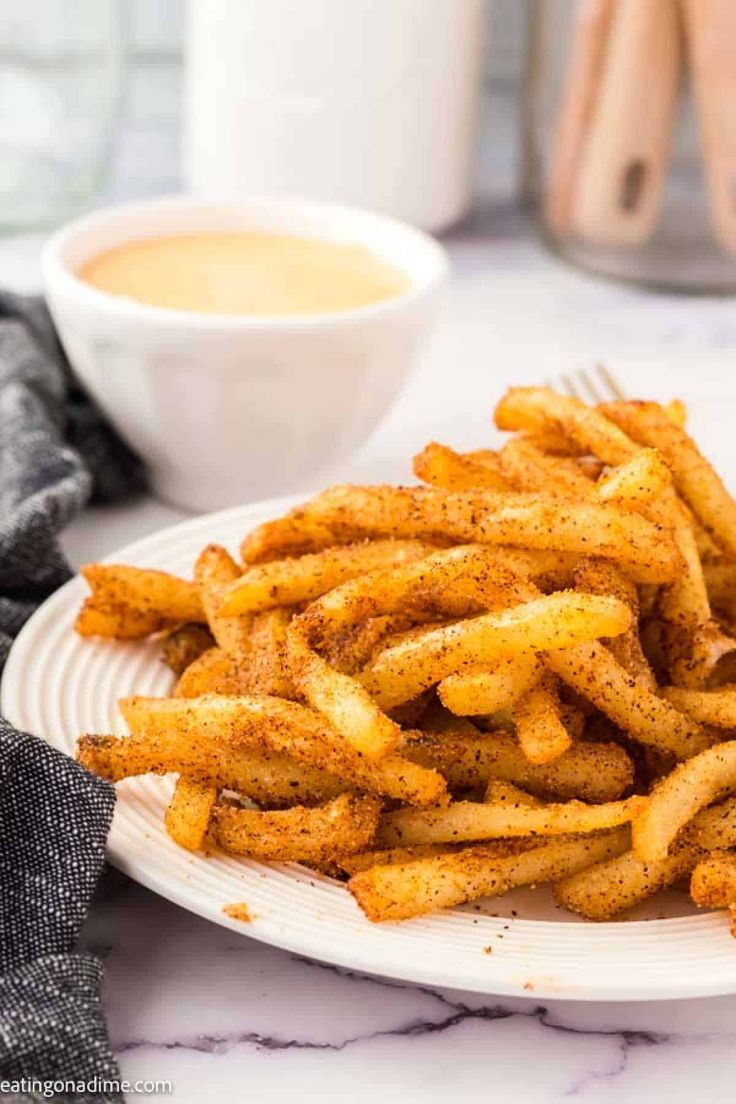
[[77, 231, 411, 316]]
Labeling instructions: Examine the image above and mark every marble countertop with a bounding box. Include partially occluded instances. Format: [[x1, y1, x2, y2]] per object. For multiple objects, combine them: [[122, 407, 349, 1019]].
[[6, 206, 736, 1102]]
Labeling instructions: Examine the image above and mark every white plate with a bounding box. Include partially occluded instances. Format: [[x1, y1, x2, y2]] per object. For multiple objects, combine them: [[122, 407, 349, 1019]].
[[3, 495, 736, 1002]]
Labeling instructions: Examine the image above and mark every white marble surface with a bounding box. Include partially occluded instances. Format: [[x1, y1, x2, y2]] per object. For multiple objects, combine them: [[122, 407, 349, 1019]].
[[7, 209, 736, 1101]]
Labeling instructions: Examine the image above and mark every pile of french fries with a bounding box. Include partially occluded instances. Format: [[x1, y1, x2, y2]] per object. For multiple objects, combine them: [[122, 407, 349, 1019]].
[[75, 388, 736, 927]]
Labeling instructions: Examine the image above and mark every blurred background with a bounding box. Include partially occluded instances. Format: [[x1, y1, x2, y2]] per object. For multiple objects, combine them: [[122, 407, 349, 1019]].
[[0, 1, 526, 220]]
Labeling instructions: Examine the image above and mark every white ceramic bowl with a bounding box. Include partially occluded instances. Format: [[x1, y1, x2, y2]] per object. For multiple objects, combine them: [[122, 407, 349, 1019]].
[[42, 196, 447, 512]]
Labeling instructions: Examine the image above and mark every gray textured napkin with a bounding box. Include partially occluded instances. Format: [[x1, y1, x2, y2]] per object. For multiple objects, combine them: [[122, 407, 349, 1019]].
[[0, 292, 144, 1102]]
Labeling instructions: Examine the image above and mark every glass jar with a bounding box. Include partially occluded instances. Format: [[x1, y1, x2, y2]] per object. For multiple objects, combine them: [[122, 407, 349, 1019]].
[[0, 0, 124, 232], [524, 0, 736, 294]]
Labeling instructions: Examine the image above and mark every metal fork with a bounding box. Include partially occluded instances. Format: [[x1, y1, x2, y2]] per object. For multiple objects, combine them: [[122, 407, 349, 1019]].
[[548, 363, 628, 404]]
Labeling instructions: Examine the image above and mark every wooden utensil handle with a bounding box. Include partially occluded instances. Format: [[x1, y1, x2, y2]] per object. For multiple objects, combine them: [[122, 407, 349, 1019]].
[[572, 0, 682, 247], [546, 0, 615, 237], [683, 0, 736, 253]]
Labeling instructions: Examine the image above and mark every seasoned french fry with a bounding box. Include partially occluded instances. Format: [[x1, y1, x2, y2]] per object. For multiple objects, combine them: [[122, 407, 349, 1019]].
[[405, 719, 634, 803], [214, 793, 381, 863], [557, 796, 736, 919], [77, 732, 345, 808], [337, 843, 452, 875], [194, 544, 252, 661], [602, 400, 736, 559], [573, 557, 655, 689], [287, 545, 532, 756], [512, 677, 572, 765], [74, 381, 736, 926], [494, 387, 637, 466], [413, 442, 510, 491], [165, 776, 218, 852], [556, 841, 698, 920], [438, 654, 543, 716], [691, 850, 736, 909], [350, 828, 629, 922], [361, 592, 632, 709], [545, 641, 711, 759], [633, 741, 736, 862], [269, 485, 679, 582], [661, 685, 736, 727], [498, 437, 593, 496], [75, 564, 205, 640], [174, 647, 243, 698], [74, 604, 166, 640], [119, 695, 447, 808], [594, 448, 671, 509], [245, 608, 297, 699], [161, 623, 215, 676], [376, 795, 644, 848], [703, 561, 736, 623], [483, 780, 544, 807], [221, 539, 433, 616], [287, 614, 402, 759]]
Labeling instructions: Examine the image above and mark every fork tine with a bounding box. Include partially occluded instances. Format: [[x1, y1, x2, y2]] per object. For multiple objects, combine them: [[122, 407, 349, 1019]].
[[559, 372, 581, 399], [596, 363, 627, 401], [576, 368, 606, 405]]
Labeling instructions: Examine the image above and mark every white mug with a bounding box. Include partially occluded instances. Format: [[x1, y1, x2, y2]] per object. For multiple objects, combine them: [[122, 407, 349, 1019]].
[[184, 0, 487, 233], [42, 196, 447, 513]]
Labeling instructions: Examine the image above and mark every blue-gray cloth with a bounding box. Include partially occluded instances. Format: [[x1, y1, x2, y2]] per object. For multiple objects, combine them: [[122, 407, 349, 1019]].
[[0, 293, 145, 1102]]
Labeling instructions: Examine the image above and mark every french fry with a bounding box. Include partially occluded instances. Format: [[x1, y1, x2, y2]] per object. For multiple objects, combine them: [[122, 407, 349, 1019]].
[[337, 843, 452, 875], [483, 780, 544, 807], [350, 828, 629, 922], [404, 719, 634, 803], [601, 400, 736, 559], [494, 387, 637, 466], [77, 732, 345, 808], [633, 741, 736, 862], [573, 557, 655, 689], [557, 796, 736, 919], [438, 654, 543, 716], [74, 382, 736, 926], [220, 540, 433, 616], [545, 641, 711, 759], [74, 604, 166, 641], [194, 544, 252, 661], [119, 695, 447, 808], [691, 851, 736, 910], [661, 685, 736, 728], [161, 623, 215, 676], [270, 485, 679, 582], [214, 793, 381, 863], [556, 841, 698, 921], [287, 545, 532, 756], [245, 608, 297, 699], [165, 776, 218, 852], [287, 614, 402, 759], [75, 564, 205, 640], [594, 448, 672, 509], [413, 442, 510, 491], [375, 795, 644, 848], [498, 437, 593, 496], [361, 592, 632, 709], [174, 647, 243, 698], [512, 677, 572, 765]]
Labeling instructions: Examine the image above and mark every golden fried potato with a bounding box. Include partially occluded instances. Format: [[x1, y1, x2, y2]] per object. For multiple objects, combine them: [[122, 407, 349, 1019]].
[[405, 718, 634, 803], [161, 623, 215, 676], [119, 694, 447, 808], [165, 776, 218, 852], [214, 793, 381, 863], [350, 828, 628, 922], [76, 564, 204, 639], [77, 732, 345, 808]]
